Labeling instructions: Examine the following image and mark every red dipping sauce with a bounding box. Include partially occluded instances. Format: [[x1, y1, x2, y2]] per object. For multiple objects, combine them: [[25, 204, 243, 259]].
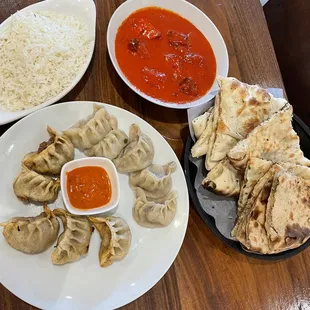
[[115, 6, 217, 104], [66, 166, 112, 210]]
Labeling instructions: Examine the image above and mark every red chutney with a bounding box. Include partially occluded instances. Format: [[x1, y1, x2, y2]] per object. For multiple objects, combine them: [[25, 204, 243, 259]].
[[115, 7, 217, 104], [66, 166, 112, 210]]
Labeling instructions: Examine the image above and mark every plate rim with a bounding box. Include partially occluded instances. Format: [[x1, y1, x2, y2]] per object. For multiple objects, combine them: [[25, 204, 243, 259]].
[[184, 114, 310, 260], [0, 100, 189, 309]]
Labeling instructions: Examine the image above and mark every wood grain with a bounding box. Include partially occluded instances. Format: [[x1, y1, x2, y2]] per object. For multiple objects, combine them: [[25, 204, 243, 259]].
[[1, 0, 309, 309]]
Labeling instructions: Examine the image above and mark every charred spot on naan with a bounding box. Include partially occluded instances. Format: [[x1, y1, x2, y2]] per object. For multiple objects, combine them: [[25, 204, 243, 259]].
[[285, 223, 310, 242]]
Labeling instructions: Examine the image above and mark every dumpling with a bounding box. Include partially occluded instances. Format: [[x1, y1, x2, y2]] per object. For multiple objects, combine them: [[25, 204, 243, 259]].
[[0, 205, 59, 254], [113, 124, 154, 173], [133, 188, 177, 228], [22, 126, 74, 175], [89, 216, 131, 267], [51, 209, 93, 265], [13, 165, 60, 203], [84, 129, 129, 159], [129, 161, 177, 199], [63, 105, 118, 151]]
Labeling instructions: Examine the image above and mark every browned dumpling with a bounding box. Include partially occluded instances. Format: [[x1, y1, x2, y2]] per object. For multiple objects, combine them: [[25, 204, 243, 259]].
[[23, 126, 74, 175], [52, 209, 93, 265], [89, 216, 131, 267], [13, 165, 60, 203], [0, 205, 59, 254]]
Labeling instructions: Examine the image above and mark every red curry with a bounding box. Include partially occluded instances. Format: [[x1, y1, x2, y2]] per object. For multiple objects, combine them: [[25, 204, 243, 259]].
[[115, 7, 217, 104], [66, 166, 112, 210]]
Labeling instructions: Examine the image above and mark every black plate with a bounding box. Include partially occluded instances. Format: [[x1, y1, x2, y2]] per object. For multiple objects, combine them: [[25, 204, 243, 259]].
[[184, 114, 310, 260]]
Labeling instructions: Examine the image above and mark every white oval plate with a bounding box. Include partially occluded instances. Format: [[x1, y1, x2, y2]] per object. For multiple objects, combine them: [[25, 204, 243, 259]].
[[107, 0, 229, 109], [0, 0, 96, 125], [0, 101, 189, 309]]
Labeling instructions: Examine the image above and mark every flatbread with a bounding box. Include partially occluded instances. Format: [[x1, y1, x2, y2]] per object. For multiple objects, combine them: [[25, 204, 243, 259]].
[[209, 77, 286, 165], [237, 158, 273, 217], [202, 159, 243, 196], [192, 107, 213, 139], [265, 171, 310, 253], [191, 108, 214, 158], [205, 94, 220, 170], [228, 104, 310, 170]]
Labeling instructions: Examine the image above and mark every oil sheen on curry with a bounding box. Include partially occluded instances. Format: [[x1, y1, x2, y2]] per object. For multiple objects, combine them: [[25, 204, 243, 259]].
[[115, 7, 217, 104], [66, 166, 112, 210]]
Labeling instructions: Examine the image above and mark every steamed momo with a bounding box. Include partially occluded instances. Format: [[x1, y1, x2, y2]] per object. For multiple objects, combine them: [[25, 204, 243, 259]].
[[23, 126, 74, 175], [13, 165, 60, 203], [52, 209, 93, 265], [63, 105, 118, 151], [129, 161, 177, 199], [0, 205, 59, 254], [113, 124, 154, 173], [84, 129, 129, 159], [133, 188, 177, 228], [90, 216, 131, 267]]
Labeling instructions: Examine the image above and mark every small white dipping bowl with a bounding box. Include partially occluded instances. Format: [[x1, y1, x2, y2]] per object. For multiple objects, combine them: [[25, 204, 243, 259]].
[[60, 157, 120, 216], [107, 0, 229, 109]]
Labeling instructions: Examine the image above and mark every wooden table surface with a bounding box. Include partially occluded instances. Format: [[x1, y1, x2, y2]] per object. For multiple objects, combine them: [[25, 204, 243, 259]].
[[1, 0, 309, 309]]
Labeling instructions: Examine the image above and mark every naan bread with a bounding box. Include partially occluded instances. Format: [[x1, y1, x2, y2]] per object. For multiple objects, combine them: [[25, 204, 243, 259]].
[[264, 172, 310, 253], [191, 108, 214, 158], [209, 77, 286, 166], [235, 163, 310, 254], [202, 159, 243, 196], [237, 158, 273, 216], [89, 216, 131, 267], [228, 104, 310, 170], [192, 108, 213, 139], [205, 94, 220, 170], [0, 205, 59, 254], [23, 126, 74, 175]]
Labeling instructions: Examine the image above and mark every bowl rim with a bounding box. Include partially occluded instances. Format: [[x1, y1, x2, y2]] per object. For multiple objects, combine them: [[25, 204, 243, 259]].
[[60, 157, 120, 215], [107, 0, 229, 109]]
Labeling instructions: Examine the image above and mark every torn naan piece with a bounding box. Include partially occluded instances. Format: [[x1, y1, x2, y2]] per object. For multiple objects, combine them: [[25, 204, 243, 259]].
[[192, 107, 213, 139], [202, 159, 243, 196], [205, 94, 220, 170], [191, 107, 214, 158], [209, 77, 286, 167], [265, 171, 310, 253], [237, 158, 273, 217], [228, 104, 310, 171]]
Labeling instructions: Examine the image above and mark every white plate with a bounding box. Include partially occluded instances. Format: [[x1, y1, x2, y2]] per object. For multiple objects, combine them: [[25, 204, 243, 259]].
[[0, 101, 189, 309], [107, 0, 229, 109], [0, 0, 96, 125]]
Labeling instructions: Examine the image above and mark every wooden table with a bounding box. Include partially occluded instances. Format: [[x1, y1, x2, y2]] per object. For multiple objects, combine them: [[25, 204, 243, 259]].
[[1, 0, 309, 309]]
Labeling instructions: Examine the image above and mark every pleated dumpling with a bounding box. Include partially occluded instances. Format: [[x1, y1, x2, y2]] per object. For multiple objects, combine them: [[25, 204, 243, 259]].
[[13, 165, 60, 203], [0, 205, 59, 254], [133, 188, 177, 228], [129, 161, 177, 199], [63, 105, 118, 151], [113, 124, 154, 173], [52, 209, 93, 265], [90, 216, 131, 267], [22, 126, 74, 175], [84, 129, 129, 159]]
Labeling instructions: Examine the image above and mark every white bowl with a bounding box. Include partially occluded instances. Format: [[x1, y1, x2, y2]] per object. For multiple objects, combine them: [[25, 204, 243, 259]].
[[60, 157, 120, 215], [0, 0, 96, 125], [107, 0, 229, 109]]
